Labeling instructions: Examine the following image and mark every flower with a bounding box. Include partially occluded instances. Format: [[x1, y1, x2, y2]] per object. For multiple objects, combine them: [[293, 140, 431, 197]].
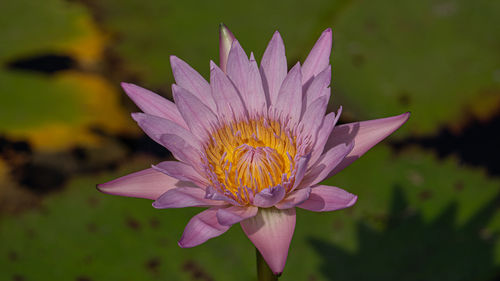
[[97, 24, 409, 275]]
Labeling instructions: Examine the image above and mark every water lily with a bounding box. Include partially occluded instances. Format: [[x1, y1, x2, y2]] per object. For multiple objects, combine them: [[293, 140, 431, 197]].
[[98, 24, 409, 276]]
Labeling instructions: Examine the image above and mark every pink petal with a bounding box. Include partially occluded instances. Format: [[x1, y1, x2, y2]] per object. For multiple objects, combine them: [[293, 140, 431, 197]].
[[327, 112, 410, 177], [227, 40, 250, 96], [299, 96, 328, 140], [153, 187, 222, 209], [210, 61, 248, 121], [131, 113, 200, 149], [301, 142, 354, 187], [172, 84, 218, 140], [205, 186, 243, 206], [219, 23, 236, 73], [152, 161, 208, 188], [290, 155, 310, 192], [298, 185, 357, 212], [260, 31, 287, 105], [302, 28, 332, 85], [253, 185, 286, 208], [178, 208, 231, 248], [275, 187, 311, 209], [246, 54, 267, 117], [170, 56, 216, 111], [121, 83, 187, 128], [304, 66, 331, 109], [310, 107, 342, 165], [274, 63, 302, 123], [227, 40, 267, 117], [97, 168, 178, 200], [159, 134, 202, 167], [241, 208, 296, 275], [216, 205, 258, 226]]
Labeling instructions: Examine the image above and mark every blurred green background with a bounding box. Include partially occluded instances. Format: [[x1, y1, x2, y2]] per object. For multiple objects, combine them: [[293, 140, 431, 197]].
[[1, 0, 499, 280]]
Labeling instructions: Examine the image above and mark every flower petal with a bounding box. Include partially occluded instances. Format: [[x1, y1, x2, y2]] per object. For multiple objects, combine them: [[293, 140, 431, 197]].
[[290, 155, 310, 191], [97, 168, 178, 200], [153, 187, 222, 209], [205, 186, 243, 206], [172, 84, 218, 140], [227, 40, 250, 96], [253, 185, 286, 208], [300, 96, 328, 139], [302, 28, 332, 85], [310, 107, 342, 165], [298, 185, 357, 212], [301, 142, 354, 187], [227, 40, 267, 117], [159, 134, 202, 167], [121, 83, 188, 128], [219, 23, 236, 73], [216, 205, 258, 226], [327, 112, 410, 176], [170, 56, 216, 111], [260, 31, 287, 105], [178, 208, 231, 248], [273, 62, 302, 123], [131, 112, 200, 149], [210, 61, 248, 121], [152, 161, 208, 188], [246, 55, 267, 117], [241, 208, 296, 275], [304, 66, 331, 109], [275, 187, 311, 209]]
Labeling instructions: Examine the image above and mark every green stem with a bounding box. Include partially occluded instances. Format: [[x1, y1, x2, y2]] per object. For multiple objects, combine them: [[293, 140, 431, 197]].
[[256, 248, 278, 281]]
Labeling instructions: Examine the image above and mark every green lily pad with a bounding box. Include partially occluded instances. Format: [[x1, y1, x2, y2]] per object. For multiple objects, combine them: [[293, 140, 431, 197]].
[[331, 0, 500, 135], [0, 0, 135, 151], [1, 146, 499, 280]]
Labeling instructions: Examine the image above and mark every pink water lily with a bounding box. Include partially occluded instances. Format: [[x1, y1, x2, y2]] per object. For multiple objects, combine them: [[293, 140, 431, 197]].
[[98, 25, 409, 275]]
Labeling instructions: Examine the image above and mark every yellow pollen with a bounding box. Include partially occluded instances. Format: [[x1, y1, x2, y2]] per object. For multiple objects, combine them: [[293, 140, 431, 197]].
[[204, 118, 297, 202]]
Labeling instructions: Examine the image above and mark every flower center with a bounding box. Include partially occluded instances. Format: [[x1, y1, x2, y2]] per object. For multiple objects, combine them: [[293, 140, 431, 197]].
[[203, 118, 297, 203]]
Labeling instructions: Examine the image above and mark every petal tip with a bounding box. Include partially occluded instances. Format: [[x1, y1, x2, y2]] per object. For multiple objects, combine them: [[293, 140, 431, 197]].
[[347, 194, 358, 207]]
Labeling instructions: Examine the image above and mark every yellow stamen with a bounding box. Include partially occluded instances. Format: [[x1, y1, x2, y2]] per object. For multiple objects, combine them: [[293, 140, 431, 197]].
[[204, 118, 297, 202]]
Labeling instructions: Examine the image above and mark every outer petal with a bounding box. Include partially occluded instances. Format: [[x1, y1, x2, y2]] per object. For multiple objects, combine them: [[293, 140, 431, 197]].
[[172, 85, 218, 140], [121, 83, 187, 128], [275, 187, 311, 210], [131, 113, 200, 149], [170, 56, 216, 111], [301, 142, 354, 187], [153, 187, 222, 209], [241, 208, 296, 275], [219, 23, 236, 73], [97, 168, 178, 200], [302, 28, 332, 85], [210, 61, 248, 121], [298, 185, 357, 212], [274, 62, 302, 123], [253, 185, 286, 208], [216, 205, 258, 226], [178, 208, 231, 248], [327, 112, 410, 177], [152, 161, 208, 187], [260, 31, 287, 105]]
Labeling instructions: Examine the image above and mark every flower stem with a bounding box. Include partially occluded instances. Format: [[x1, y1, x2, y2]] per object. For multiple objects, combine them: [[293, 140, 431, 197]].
[[256, 248, 278, 281]]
